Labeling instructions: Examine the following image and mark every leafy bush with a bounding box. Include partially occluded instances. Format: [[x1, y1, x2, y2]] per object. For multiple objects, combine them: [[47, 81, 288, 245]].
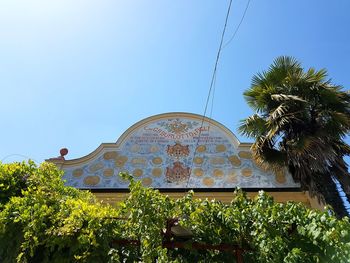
[[0, 162, 349, 262]]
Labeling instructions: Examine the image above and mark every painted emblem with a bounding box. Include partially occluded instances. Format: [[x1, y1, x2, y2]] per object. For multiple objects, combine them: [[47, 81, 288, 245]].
[[166, 161, 191, 183], [159, 119, 198, 134], [167, 142, 190, 158]]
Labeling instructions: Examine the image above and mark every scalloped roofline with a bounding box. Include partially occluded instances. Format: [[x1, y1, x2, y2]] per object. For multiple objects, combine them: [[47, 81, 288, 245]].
[[47, 112, 252, 167]]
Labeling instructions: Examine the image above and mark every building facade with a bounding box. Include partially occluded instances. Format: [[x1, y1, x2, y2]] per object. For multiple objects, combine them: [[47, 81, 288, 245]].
[[48, 112, 321, 208]]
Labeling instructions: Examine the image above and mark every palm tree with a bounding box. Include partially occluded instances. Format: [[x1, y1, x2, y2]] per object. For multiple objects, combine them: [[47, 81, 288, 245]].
[[239, 56, 350, 218]]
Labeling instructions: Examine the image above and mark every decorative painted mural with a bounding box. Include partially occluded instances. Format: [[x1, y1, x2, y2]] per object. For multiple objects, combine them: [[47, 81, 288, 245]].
[[57, 113, 300, 189]]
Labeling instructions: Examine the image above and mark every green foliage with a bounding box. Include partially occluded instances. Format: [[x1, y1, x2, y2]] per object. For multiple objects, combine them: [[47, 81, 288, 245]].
[[0, 162, 121, 263], [1, 162, 350, 262]]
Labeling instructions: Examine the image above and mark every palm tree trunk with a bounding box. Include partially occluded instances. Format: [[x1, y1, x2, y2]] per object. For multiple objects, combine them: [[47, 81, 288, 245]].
[[331, 157, 350, 206], [316, 173, 349, 219]]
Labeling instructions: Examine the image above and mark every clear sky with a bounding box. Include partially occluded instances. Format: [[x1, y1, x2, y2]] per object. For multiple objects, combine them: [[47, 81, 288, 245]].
[[0, 0, 349, 164]]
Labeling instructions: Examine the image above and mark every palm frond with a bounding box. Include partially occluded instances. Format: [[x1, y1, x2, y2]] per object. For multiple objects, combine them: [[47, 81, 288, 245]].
[[270, 94, 306, 102], [251, 138, 287, 171], [238, 114, 267, 138]]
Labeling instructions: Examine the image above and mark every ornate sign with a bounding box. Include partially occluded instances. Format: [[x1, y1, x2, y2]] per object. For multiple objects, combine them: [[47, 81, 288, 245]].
[[56, 113, 299, 189]]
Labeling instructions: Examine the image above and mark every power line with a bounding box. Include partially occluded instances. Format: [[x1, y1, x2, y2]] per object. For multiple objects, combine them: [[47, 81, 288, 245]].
[[208, 0, 251, 124], [207, 0, 251, 126], [202, 0, 233, 120], [223, 0, 251, 49], [209, 71, 217, 120], [187, 0, 233, 187]]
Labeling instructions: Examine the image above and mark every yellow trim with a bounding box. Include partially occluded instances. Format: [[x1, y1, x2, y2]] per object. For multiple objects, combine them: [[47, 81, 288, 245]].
[[93, 191, 312, 207], [48, 143, 117, 167], [305, 191, 325, 211]]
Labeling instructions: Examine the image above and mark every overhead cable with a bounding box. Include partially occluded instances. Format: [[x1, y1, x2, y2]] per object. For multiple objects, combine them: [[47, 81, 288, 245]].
[[223, 0, 251, 49], [187, 0, 233, 187]]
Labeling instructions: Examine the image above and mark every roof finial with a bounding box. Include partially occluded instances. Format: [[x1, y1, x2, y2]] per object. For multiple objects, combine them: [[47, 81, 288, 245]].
[[60, 148, 68, 159]]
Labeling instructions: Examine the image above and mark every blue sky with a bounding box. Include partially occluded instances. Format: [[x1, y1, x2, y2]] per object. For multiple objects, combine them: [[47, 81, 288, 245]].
[[0, 0, 349, 163]]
